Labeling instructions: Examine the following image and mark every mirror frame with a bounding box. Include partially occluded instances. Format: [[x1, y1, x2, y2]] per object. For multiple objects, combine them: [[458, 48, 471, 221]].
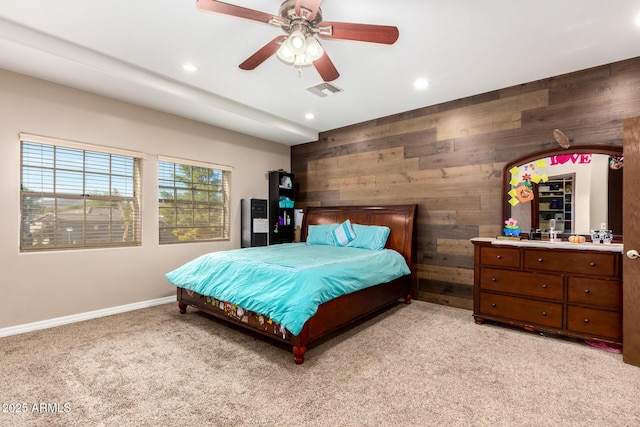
[[502, 144, 623, 240]]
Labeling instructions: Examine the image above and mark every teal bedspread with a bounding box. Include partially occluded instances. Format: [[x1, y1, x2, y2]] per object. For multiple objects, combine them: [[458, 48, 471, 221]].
[[166, 243, 410, 335]]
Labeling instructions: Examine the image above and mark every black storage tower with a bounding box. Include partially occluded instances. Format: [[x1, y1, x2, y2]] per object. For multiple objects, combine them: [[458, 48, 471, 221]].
[[241, 198, 268, 247], [268, 170, 295, 244]]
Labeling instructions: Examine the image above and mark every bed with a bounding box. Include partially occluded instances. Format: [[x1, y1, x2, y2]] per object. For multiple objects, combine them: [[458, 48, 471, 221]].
[[170, 204, 417, 364]]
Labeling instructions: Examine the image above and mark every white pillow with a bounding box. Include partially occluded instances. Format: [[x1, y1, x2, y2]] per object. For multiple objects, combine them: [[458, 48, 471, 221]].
[[331, 219, 357, 246]]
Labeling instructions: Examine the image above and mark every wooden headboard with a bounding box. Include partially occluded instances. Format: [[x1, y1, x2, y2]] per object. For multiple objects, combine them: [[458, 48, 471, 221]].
[[300, 205, 417, 267]]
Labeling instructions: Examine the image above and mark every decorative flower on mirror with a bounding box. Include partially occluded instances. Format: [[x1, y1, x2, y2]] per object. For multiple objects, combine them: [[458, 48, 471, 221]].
[[515, 173, 535, 202]]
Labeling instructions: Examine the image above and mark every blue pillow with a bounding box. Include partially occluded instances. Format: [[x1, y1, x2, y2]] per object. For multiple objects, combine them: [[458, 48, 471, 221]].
[[306, 224, 337, 245], [331, 219, 357, 246], [347, 224, 391, 250]]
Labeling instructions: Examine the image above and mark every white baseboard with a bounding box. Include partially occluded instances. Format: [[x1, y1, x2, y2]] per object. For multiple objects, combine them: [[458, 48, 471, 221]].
[[0, 295, 177, 338]]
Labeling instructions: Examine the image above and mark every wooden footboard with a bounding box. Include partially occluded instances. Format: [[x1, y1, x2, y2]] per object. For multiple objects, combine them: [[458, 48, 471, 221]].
[[177, 204, 417, 364], [294, 275, 411, 363], [177, 274, 410, 364]]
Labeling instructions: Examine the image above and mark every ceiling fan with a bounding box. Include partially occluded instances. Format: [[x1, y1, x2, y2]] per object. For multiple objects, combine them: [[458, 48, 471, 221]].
[[196, 0, 400, 82]]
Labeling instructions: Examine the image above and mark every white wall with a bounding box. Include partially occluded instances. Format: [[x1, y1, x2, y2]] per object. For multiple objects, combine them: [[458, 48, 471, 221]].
[[0, 69, 291, 329]]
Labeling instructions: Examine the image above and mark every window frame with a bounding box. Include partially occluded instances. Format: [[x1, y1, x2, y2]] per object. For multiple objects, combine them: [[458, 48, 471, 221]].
[[158, 155, 232, 244], [19, 133, 144, 252]]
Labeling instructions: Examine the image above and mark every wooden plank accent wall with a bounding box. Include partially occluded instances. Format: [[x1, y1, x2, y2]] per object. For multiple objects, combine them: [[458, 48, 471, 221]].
[[291, 57, 640, 310]]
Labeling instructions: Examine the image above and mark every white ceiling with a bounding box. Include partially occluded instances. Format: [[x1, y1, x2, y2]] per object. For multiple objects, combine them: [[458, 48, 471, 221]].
[[1, 1, 640, 146]]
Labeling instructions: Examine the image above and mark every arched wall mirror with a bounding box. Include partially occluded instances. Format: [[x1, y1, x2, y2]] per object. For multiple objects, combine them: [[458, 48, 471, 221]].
[[503, 145, 623, 240]]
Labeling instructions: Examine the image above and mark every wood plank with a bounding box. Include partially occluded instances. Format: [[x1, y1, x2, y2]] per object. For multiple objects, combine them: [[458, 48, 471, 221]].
[[438, 90, 501, 112], [307, 147, 406, 174], [404, 138, 453, 159], [376, 104, 441, 126], [420, 210, 457, 225], [479, 224, 501, 237], [436, 238, 474, 257], [456, 209, 502, 226], [338, 186, 390, 201], [416, 264, 474, 286], [611, 56, 640, 74], [418, 279, 474, 301], [418, 292, 473, 310], [420, 253, 475, 270], [298, 190, 340, 203], [422, 195, 481, 210]]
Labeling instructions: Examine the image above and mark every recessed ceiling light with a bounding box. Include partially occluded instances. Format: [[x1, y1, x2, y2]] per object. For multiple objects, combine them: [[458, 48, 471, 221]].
[[414, 78, 430, 90], [305, 113, 315, 120], [182, 63, 199, 72]]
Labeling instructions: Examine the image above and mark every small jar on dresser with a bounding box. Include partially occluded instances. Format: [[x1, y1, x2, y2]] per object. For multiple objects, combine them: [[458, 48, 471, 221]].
[[471, 238, 623, 345]]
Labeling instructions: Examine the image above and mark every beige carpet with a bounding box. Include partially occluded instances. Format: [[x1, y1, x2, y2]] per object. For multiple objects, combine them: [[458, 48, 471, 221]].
[[1, 301, 639, 426]]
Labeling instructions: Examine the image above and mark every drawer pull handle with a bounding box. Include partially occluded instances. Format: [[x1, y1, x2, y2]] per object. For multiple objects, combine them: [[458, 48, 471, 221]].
[[491, 303, 497, 308], [584, 318, 590, 324], [542, 311, 547, 316], [538, 258, 543, 262], [542, 284, 548, 289], [590, 262, 596, 267], [584, 289, 590, 294], [496, 255, 502, 260], [491, 277, 497, 282]]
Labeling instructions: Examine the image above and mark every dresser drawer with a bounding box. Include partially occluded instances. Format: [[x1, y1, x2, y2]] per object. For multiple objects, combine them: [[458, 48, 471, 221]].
[[524, 249, 617, 277], [567, 306, 622, 340], [479, 246, 520, 268], [480, 268, 563, 300], [479, 293, 562, 328], [567, 277, 622, 309]]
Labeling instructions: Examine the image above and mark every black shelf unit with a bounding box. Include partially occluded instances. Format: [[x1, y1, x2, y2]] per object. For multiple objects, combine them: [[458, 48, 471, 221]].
[[268, 170, 295, 244]]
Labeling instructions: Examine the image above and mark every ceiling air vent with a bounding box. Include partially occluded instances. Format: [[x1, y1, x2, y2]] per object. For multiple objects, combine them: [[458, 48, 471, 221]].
[[307, 82, 343, 97]]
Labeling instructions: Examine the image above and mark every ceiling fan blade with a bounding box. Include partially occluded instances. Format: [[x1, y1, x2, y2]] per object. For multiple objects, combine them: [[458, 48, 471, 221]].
[[295, 0, 323, 21], [313, 51, 340, 82], [196, 0, 282, 25], [318, 21, 399, 44], [239, 36, 286, 70]]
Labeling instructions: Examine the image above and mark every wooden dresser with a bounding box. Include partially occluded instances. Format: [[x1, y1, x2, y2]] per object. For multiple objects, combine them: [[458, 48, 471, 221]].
[[472, 238, 623, 345]]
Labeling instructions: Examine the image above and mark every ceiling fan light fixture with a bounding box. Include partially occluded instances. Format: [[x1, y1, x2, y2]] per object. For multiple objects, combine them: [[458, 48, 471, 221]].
[[305, 36, 324, 61], [294, 53, 313, 67], [288, 30, 307, 54], [276, 45, 295, 64], [276, 29, 321, 67]]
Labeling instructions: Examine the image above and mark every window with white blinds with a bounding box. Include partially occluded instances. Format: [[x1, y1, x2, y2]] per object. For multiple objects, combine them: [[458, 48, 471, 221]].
[[20, 134, 143, 251], [158, 156, 231, 244]]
